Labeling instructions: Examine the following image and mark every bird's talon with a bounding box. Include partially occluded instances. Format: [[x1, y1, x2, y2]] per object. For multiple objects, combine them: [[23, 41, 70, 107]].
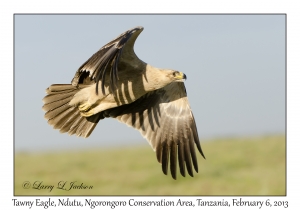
[[80, 109, 94, 117], [79, 102, 91, 112]]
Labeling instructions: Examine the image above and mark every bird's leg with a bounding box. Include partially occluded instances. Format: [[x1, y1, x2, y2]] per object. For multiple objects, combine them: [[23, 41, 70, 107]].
[[79, 98, 103, 117], [76, 85, 103, 114], [80, 108, 95, 117], [78, 101, 92, 112], [78, 96, 105, 117], [78, 99, 98, 117]]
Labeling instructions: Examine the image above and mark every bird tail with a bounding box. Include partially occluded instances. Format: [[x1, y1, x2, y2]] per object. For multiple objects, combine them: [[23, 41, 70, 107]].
[[42, 84, 103, 138]]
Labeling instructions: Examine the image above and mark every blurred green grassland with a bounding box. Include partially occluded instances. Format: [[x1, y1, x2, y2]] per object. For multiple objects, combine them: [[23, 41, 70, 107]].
[[15, 135, 285, 195]]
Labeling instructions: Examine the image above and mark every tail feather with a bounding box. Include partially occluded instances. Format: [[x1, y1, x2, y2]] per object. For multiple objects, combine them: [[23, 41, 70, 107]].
[[43, 84, 104, 138], [74, 116, 88, 135], [42, 95, 73, 112], [45, 103, 71, 120], [59, 109, 82, 133], [48, 106, 75, 129], [46, 84, 80, 93], [43, 90, 76, 104], [82, 114, 101, 137], [76, 119, 90, 136]]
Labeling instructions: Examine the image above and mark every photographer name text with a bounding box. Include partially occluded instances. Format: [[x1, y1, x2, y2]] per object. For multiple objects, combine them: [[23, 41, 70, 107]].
[[22, 181, 93, 192]]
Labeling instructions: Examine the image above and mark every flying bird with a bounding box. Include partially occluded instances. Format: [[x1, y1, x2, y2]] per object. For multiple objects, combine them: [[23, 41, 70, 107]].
[[42, 26, 205, 180]]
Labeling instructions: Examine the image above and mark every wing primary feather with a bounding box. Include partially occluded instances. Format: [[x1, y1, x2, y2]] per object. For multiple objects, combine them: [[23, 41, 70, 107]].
[[106, 32, 134, 95], [94, 55, 109, 94], [161, 143, 169, 175], [189, 132, 198, 173], [109, 58, 117, 95], [116, 32, 133, 48], [156, 143, 163, 163], [99, 55, 112, 95], [170, 141, 177, 180], [184, 140, 193, 177], [110, 48, 123, 95], [114, 48, 123, 80], [111, 48, 122, 83], [94, 47, 117, 95], [178, 141, 186, 177], [191, 118, 206, 159]]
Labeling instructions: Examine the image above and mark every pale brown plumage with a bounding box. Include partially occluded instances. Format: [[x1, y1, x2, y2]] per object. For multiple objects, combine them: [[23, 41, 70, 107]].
[[43, 26, 205, 179]]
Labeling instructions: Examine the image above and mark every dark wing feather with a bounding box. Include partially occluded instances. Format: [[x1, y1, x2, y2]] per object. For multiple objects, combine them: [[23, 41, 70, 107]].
[[71, 26, 144, 95], [105, 82, 205, 179]]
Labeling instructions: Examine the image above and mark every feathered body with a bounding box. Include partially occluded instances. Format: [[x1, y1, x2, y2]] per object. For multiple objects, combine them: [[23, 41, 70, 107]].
[[43, 26, 205, 179]]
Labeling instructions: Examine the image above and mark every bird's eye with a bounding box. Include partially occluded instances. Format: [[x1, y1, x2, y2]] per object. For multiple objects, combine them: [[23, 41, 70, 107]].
[[173, 71, 179, 76]]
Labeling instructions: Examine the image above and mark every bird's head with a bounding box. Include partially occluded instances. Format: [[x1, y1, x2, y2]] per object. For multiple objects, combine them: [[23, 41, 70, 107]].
[[150, 68, 187, 89], [171, 70, 187, 82]]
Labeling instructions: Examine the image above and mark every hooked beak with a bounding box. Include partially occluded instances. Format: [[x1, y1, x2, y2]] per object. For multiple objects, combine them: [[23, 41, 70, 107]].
[[175, 72, 187, 81]]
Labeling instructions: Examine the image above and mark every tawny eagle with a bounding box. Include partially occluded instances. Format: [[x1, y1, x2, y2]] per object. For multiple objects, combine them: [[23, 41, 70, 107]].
[[43, 26, 205, 180]]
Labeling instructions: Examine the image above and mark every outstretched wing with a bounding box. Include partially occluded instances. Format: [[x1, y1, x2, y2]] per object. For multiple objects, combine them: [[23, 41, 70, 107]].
[[106, 82, 205, 179], [71, 26, 144, 94]]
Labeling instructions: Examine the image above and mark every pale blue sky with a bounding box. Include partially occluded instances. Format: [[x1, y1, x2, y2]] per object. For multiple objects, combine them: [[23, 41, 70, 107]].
[[15, 14, 285, 152]]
